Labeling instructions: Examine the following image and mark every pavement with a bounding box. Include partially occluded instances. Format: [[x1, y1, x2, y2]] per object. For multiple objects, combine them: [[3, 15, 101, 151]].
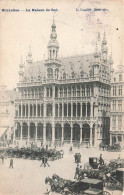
[[0, 146, 123, 195]]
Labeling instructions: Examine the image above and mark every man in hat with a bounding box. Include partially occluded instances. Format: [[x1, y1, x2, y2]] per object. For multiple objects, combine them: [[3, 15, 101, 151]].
[[9, 158, 13, 168], [74, 164, 79, 180]]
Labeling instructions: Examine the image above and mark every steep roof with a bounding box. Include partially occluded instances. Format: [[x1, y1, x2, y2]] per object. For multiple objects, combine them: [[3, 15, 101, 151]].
[[24, 53, 94, 81]]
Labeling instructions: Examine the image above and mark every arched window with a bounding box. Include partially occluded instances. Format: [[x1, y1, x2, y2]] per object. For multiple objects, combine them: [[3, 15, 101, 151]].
[[73, 86, 76, 97], [64, 87, 67, 97], [72, 71, 75, 79], [77, 85, 80, 96], [55, 69, 59, 79], [47, 68, 53, 79], [63, 72, 66, 80]]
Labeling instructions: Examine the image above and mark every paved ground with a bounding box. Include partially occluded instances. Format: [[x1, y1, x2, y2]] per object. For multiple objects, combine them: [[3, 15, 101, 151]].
[[0, 146, 123, 195]]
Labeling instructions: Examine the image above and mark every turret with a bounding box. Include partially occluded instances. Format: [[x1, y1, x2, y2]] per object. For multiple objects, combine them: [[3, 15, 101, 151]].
[[47, 18, 59, 60], [93, 44, 100, 76], [18, 56, 25, 82], [109, 52, 114, 76], [26, 45, 33, 65], [101, 32, 108, 62], [45, 18, 62, 80]]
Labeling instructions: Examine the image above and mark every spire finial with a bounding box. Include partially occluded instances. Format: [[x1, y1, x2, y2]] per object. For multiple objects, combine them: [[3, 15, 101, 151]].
[[103, 31, 106, 42], [53, 15, 55, 24], [95, 43, 98, 53], [21, 56, 23, 64], [29, 44, 31, 53]]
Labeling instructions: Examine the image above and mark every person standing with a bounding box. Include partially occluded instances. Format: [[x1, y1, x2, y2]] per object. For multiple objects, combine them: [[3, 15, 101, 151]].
[[9, 158, 13, 168], [99, 154, 104, 165], [44, 155, 50, 167], [74, 164, 79, 180], [40, 156, 45, 167], [2, 155, 4, 164]]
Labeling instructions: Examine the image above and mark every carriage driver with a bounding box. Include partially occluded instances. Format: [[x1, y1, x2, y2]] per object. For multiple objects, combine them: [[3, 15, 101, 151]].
[[99, 154, 104, 165]]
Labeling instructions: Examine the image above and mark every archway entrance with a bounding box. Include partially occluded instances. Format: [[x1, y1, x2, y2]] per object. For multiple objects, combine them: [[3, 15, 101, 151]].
[[82, 123, 90, 144], [37, 123, 43, 140], [112, 136, 116, 145], [15, 122, 21, 138], [30, 122, 36, 139], [73, 123, 80, 142], [22, 122, 28, 138], [46, 123, 52, 142], [64, 123, 71, 142], [55, 123, 62, 141]]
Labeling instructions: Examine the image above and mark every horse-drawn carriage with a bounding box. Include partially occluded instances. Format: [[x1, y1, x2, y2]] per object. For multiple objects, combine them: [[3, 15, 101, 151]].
[[105, 168, 124, 191], [3, 147, 64, 162], [45, 174, 104, 195], [107, 143, 121, 152], [99, 142, 121, 152]]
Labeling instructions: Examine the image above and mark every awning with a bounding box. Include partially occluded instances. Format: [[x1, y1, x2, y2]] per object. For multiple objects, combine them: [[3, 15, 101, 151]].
[[0, 127, 8, 138]]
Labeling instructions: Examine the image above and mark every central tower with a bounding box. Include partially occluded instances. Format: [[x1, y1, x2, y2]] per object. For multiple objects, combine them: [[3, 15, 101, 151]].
[[45, 18, 62, 80]]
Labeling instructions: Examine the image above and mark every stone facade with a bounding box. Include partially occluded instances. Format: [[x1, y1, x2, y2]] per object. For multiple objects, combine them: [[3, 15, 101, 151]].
[[14, 20, 112, 147], [110, 64, 124, 147], [0, 85, 19, 142]]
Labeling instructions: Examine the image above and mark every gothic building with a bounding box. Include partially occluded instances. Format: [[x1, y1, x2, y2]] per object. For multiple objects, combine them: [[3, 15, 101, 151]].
[[14, 20, 112, 147], [110, 64, 124, 147], [0, 85, 19, 142]]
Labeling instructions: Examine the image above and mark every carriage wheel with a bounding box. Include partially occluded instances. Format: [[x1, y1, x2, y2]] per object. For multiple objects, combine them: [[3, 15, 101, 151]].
[[103, 191, 111, 195], [115, 181, 123, 191], [106, 181, 116, 191], [84, 162, 93, 170]]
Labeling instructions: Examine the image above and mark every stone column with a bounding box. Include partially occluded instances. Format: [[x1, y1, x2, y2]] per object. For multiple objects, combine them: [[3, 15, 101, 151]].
[[28, 104, 30, 117], [35, 125, 37, 142], [62, 103, 64, 117], [62, 125, 64, 144], [116, 116, 118, 131], [28, 124, 30, 144], [94, 124, 98, 147], [58, 103, 59, 117], [110, 133, 112, 146], [53, 104, 55, 117], [52, 124, 55, 145], [24, 104, 26, 117], [36, 103, 37, 117], [21, 102, 22, 118], [18, 104, 19, 117], [70, 126, 73, 144], [90, 127, 92, 146], [80, 103, 82, 118], [20, 125, 22, 140], [43, 124, 46, 145], [90, 103, 93, 117], [80, 127, 82, 144], [32, 104, 34, 117], [39, 104, 41, 117], [13, 126, 15, 143], [43, 104, 46, 117]]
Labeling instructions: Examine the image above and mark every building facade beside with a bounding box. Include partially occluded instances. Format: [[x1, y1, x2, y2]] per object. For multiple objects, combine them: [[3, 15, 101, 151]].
[[14, 20, 112, 147], [110, 64, 124, 147], [0, 85, 19, 143]]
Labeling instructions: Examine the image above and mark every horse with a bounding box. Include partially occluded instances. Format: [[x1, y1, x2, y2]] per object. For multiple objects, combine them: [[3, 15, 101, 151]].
[[45, 176, 64, 193], [99, 142, 106, 151], [52, 174, 64, 182]]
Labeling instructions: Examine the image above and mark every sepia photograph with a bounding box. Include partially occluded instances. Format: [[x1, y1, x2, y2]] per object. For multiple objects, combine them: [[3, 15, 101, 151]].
[[0, 0, 124, 194]]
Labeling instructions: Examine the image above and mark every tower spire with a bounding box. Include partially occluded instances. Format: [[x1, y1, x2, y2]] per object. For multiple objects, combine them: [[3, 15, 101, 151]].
[[26, 44, 33, 65], [101, 31, 108, 62], [47, 18, 59, 60], [45, 19, 62, 80]]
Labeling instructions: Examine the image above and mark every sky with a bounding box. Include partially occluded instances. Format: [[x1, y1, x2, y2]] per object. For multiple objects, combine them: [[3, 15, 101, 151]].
[[0, 0, 123, 89]]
